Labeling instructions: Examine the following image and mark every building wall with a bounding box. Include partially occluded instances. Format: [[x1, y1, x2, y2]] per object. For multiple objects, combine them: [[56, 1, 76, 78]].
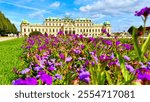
[[20, 18, 111, 37]]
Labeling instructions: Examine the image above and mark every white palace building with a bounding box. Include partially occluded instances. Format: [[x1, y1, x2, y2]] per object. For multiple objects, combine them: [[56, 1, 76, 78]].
[[20, 17, 111, 37]]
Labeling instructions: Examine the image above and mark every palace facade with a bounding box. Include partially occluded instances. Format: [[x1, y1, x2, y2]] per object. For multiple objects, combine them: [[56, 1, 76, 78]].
[[20, 17, 111, 37]]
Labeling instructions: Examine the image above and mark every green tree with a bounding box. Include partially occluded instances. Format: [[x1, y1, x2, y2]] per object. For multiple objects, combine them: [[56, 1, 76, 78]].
[[0, 11, 18, 35]]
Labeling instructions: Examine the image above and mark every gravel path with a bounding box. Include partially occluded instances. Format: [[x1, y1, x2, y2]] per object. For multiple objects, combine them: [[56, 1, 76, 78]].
[[0, 37, 17, 42]]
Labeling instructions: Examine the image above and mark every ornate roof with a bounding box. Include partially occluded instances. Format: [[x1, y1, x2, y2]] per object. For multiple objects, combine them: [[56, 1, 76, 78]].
[[22, 19, 29, 24], [104, 21, 110, 25]]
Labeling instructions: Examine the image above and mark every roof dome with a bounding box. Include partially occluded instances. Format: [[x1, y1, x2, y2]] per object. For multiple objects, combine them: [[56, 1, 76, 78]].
[[104, 21, 110, 25], [22, 19, 29, 24]]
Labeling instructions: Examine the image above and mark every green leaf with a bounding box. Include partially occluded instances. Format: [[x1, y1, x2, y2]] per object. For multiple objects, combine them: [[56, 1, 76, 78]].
[[98, 71, 105, 85], [105, 71, 113, 85], [132, 28, 142, 61], [116, 53, 129, 82], [141, 34, 150, 56]]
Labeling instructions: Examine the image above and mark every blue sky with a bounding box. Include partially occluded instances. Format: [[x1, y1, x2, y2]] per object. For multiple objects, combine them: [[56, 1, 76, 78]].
[[0, 0, 150, 32]]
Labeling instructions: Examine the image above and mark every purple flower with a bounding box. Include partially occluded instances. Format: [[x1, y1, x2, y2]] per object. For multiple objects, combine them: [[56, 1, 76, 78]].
[[99, 54, 110, 62], [34, 66, 42, 71], [58, 30, 64, 35], [122, 44, 132, 50], [116, 59, 120, 67], [140, 62, 147, 69], [40, 74, 53, 85], [85, 60, 89, 66], [88, 37, 95, 42], [65, 57, 72, 62], [91, 61, 95, 66], [124, 55, 130, 61], [59, 53, 65, 59], [55, 62, 62, 66], [48, 65, 56, 71], [54, 74, 62, 80], [92, 55, 98, 64], [25, 77, 38, 85], [45, 33, 48, 37], [108, 61, 117, 66], [21, 68, 30, 74], [135, 7, 150, 17], [136, 68, 150, 81], [116, 41, 121, 46], [107, 33, 111, 37], [147, 62, 150, 69], [79, 70, 90, 83], [101, 29, 107, 33], [39, 59, 45, 68], [81, 44, 85, 49], [79, 35, 84, 39], [27, 38, 35, 46], [38, 71, 46, 75], [38, 45, 46, 51], [74, 49, 81, 54], [103, 40, 112, 45], [110, 53, 115, 59], [125, 64, 134, 73], [26, 45, 31, 49], [12, 77, 38, 85]]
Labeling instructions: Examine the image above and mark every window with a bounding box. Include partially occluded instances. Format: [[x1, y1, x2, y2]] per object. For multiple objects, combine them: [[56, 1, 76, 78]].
[[83, 29, 85, 32], [28, 29, 30, 32], [95, 29, 97, 32], [89, 29, 91, 32], [24, 28, 26, 32]]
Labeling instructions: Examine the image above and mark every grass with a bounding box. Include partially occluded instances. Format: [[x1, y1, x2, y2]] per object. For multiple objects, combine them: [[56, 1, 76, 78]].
[[0, 38, 24, 85]]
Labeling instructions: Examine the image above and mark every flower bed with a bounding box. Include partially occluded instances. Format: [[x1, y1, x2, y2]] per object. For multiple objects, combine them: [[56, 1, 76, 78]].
[[12, 7, 150, 85]]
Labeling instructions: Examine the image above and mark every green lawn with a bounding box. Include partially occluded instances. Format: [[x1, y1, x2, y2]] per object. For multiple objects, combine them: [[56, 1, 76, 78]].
[[0, 38, 24, 85]]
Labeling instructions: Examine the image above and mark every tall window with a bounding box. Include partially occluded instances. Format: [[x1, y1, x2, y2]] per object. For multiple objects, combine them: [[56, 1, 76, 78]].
[[95, 29, 97, 32], [89, 29, 91, 32], [24, 28, 26, 32]]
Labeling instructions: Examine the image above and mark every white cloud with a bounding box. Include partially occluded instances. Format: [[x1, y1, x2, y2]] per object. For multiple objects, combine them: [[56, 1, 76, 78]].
[[29, 10, 50, 19], [79, 0, 150, 15], [49, 1, 60, 8], [65, 12, 71, 16], [90, 14, 106, 19]]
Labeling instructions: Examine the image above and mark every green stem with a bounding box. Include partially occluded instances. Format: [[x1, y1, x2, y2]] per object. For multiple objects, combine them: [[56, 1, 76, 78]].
[[132, 28, 142, 61]]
